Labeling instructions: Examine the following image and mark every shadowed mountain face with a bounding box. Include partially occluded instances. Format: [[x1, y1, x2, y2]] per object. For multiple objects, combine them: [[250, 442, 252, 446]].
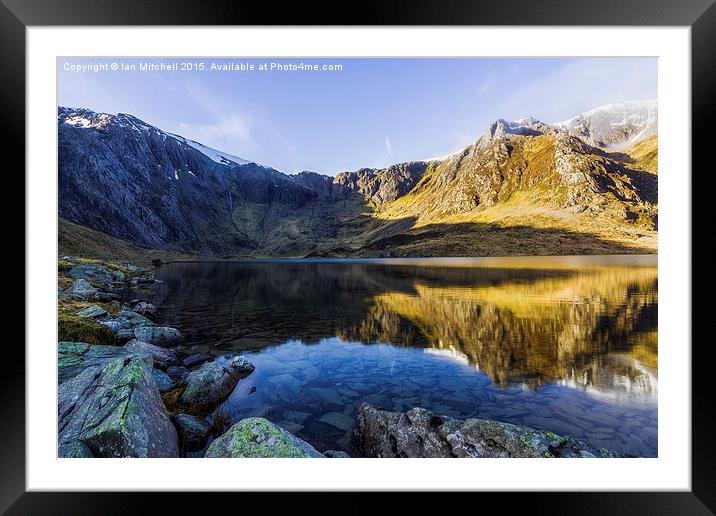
[[153, 258, 657, 398], [58, 101, 658, 259]]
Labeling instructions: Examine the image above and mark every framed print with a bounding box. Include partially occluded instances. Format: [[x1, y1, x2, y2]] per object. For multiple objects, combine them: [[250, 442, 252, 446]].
[[3, 0, 710, 512]]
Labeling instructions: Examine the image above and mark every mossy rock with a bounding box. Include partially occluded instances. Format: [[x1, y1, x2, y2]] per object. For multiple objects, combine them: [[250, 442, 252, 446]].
[[205, 417, 324, 458], [58, 313, 116, 345]]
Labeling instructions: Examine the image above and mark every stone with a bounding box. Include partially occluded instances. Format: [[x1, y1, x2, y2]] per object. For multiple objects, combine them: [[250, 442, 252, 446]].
[[355, 404, 620, 459], [133, 326, 184, 347], [76, 305, 109, 319], [205, 418, 324, 458], [132, 301, 157, 318], [68, 278, 98, 301], [58, 341, 144, 384], [323, 449, 351, 458], [101, 309, 154, 342], [180, 356, 255, 412], [58, 355, 179, 458], [173, 413, 212, 450], [152, 368, 175, 392], [167, 365, 190, 383], [69, 263, 125, 284], [124, 339, 180, 370], [182, 353, 213, 369]]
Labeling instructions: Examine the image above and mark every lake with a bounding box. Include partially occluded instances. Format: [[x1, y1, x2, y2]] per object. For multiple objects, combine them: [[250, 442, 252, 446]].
[[153, 256, 658, 457]]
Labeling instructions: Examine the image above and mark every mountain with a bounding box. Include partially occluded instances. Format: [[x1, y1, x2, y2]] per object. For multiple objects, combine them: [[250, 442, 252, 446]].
[[556, 99, 657, 148], [58, 102, 658, 259]]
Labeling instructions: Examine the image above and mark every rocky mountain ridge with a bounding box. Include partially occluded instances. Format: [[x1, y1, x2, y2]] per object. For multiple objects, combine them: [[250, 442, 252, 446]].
[[58, 100, 658, 258]]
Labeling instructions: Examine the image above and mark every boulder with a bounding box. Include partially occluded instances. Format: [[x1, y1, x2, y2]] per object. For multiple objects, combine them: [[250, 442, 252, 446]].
[[152, 368, 175, 392], [76, 305, 108, 319], [132, 301, 157, 318], [173, 413, 212, 450], [167, 365, 190, 383], [58, 355, 179, 458], [205, 418, 324, 458], [182, 353, 212, 369], [58, 341, 141, 384], [124, 339, 180, 370], [69, 263, 125, 285], [355, 404, 620, 458], [323, 449, 351, 458], [100, 309, 154, 342], [68, 279, 98, 301], [133, 326, 184, 347], [179, 356, 255, 412]]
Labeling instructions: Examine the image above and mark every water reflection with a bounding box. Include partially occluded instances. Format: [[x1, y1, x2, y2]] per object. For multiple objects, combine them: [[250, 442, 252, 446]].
[[154, 257, 657, 399]]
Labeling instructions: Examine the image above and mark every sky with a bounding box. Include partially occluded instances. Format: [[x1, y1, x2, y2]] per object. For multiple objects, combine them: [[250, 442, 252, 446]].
[[58, 57, 657, 175]]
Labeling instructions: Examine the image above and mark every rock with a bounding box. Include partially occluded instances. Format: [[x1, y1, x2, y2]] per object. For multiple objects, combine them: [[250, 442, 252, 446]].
[[68, 278, 98, 301], [355, 404, 620, 458], [133, 326, 184, 347], [318, 412, 355, 432], [101, 309, 154, 342], [58, 355, 179, 458], [167, 365, 190, 383], [132, 301, 157, 318], [124, 339, 180, 370], [205, 418, 324, 458], [76, 305, 108, 319], [173, 413, 212, 450], [58, 341, 142, 384], [69, 263, 125, 284], [152, 368, 175, 392], [323, 449, 351, 458], [182, 353, 213, 369], [180, 356, 255, 412]]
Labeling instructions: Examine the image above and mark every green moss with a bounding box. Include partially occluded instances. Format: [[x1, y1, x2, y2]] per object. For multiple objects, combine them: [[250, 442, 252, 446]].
[[546, 431, 562, 441], [58, 313, 116, 345]]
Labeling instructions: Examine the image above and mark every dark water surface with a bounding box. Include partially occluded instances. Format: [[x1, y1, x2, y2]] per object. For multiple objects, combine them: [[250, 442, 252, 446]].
[[153, 256, 658, 457]]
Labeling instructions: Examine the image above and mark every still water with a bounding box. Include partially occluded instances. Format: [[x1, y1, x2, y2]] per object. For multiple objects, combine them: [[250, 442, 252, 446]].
[[153, 256, 658, 457]]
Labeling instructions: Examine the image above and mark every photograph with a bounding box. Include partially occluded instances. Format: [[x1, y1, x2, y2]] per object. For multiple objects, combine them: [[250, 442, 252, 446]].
[[55, 56, 659, 460]]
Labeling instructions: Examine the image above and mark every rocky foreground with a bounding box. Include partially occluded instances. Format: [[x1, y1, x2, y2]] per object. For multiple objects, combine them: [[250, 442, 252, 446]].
[[57, 257, 620, 458]]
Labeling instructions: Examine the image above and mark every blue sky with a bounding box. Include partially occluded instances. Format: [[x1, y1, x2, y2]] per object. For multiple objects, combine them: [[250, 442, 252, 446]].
[[58, 57, 656, 175]]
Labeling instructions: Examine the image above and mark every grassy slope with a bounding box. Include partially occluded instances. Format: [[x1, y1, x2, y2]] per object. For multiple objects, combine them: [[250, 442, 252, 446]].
[[625, 135, 658, 174], [59, 218, 199, 264]]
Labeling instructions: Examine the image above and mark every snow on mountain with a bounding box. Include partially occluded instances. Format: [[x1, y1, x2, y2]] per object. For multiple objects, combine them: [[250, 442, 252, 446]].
[[166, 134, 251, 166], [555, 99, 657, 148], [58, 107, 254, 167]]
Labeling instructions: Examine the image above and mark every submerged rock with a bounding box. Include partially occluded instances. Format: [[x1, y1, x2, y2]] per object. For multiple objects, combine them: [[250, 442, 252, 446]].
[[179, 356, 255, 412], [182, 353, 213, 369], [205, 418, 324, 458], [355, 404, 620, 458], [173, 413, 212, 450], [133, 326, 184, 347], [58, 355, 179, 458], [124, 339, 180, 370]]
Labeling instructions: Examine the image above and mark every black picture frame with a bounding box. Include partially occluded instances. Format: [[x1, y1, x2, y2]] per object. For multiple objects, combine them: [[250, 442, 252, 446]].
[[3, 0, 708, 512]]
